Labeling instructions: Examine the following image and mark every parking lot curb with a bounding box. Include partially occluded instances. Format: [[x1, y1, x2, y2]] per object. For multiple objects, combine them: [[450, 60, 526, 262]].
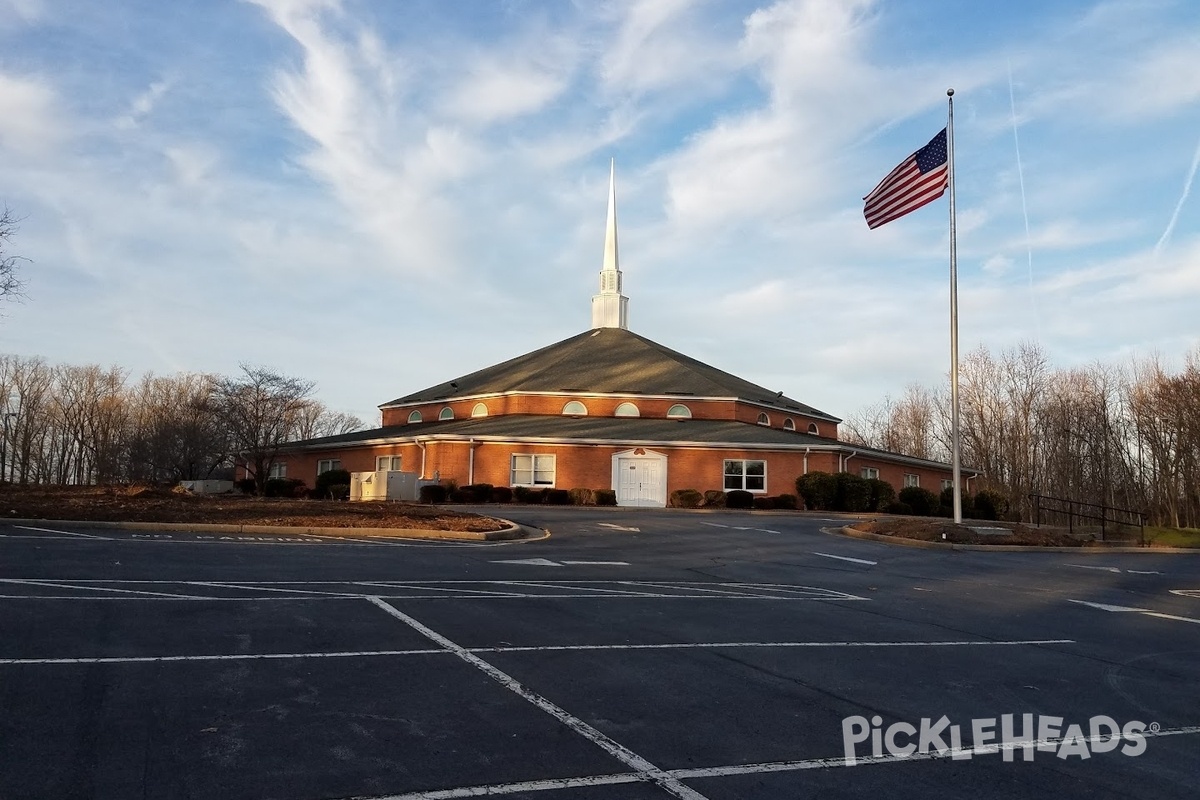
[[2, 517, 527, 542], [834, 525, 1195, 553]]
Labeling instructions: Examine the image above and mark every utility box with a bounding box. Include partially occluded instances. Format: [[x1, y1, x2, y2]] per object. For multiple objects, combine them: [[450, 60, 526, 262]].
[[179, 480, 235, 494], [350, 470, 419, 502]]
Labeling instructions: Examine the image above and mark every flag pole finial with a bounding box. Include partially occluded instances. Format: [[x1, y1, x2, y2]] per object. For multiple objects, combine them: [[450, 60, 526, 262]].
[[947, 88, 954, 97]]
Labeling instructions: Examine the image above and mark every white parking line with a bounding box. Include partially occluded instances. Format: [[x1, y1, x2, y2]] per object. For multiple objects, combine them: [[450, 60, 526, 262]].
[[812, 552, 877, 566], [0, 638, 1077, 666], [367, 597, 712, 800], [13, 525, 112, 540], [1070, 599, 1200, 625], [1066, 564, 1121, 573]]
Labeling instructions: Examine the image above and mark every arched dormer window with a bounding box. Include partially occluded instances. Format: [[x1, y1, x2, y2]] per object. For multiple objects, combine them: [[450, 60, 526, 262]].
[[757, 412, 770, 426], [562, 400, 587, 416], [408, 410, 423, 424], [808, 423, 820, 435], [667, 404, 692, 419], [784, 418, 795, 431], [614, 402, 640, 417], [471, 403, 488, 418], [438, 407, 454, 421]]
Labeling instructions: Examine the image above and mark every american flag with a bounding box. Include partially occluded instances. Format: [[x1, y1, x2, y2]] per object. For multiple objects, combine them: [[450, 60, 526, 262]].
[[863, 128, 948, 229]]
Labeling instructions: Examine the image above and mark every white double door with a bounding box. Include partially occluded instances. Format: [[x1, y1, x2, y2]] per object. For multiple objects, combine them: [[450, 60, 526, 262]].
[[613, 450, 667, 508]]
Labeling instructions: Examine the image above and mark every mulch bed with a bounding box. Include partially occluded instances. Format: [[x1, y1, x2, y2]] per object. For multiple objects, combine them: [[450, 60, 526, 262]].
[[851, 517, 1096, 547], [0, 484, 508, 532]]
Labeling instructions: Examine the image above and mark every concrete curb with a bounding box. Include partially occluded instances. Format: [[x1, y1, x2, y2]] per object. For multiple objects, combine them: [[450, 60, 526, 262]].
[[833, 526, 1197, 554], [2, 517, 527, 542]]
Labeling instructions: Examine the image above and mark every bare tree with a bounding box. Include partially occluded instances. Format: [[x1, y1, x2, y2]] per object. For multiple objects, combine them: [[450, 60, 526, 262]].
[[0, 206, 27, 303], [292, 399, 364, 441], [216, 365, 314, 493]]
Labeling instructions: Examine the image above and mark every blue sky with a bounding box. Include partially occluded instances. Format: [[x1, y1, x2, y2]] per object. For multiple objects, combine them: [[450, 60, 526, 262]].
[[2, 0, 1198, 425]]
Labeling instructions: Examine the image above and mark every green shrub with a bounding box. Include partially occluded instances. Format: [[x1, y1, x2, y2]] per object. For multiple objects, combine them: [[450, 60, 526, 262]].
[[773, 493, 799, 510], [490, 486, 513, 504], [752, 496, 775, 510], [419, 484, 447, 504], [448, 489, 469, 503], [461, 483, 494, 503], [326, 483, 350, 501], [595, 489, 617, 506], [545, 488, 571, 505], [235, 478, 257, 494], [973, 489, 1007, 521], [315, 468, 352, 499], [795, 471, 837, 510], [885, 501, 914, 515], [834, 473, 871, 512], [523, 488, 549, 504], [865, 478, 895, 512], [702, 490, 726, 508], [898, 486, 939, 516], [569, 487, 596, 506], [669, 488, 704, 508], [939, 486, 975, 518], [265, 477, 307, 498], [726, 489, 754, 509]]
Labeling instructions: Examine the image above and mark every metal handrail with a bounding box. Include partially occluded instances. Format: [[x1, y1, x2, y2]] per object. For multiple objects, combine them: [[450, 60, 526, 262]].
[[1028, 493, 1146, 546]]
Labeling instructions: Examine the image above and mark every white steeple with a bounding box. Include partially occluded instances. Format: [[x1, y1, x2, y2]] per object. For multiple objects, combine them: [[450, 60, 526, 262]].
[[591, 159, 629, 330]]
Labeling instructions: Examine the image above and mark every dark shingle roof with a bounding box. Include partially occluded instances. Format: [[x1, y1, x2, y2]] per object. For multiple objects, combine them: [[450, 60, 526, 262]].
[[382, 327, 839, 421]]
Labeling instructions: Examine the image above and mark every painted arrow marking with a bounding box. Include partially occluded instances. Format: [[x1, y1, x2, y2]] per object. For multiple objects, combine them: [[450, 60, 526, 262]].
[[490, 558, 629, 567], [1066, 564, 1121, 573], [1070, 599, 1200, 625], [597, 523, 641, 532], [813, 552, 877, 566]]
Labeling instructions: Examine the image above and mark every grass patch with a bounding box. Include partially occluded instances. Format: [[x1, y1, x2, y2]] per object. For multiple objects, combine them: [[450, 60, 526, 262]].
[[1144, 526, 1200, 548]]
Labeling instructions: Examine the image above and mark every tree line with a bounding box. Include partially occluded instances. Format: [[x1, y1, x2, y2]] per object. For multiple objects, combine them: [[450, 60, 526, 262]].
[[843, 342, 1200, 529], [0, 357, 363, 491]]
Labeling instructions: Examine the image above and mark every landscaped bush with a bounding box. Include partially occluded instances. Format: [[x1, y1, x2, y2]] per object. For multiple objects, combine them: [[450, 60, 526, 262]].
[[522, 488, 549, 504], [235, 478, 257, 494], [595, 489, 617, 506], [865, 478, 895, 512], [702, 490, 726, 508], [448, 489, 470, 503], [419, 484, 448, 504], [752, 496, 775, 510], [772, 493, 799, 510], [461, 483, 494, 503], [569, 487, 596, 506], [669, 488, 704, 508], [885, 501, 914, 515], [973, 489, 1007, 521], [898, 486, 939, 516], [795, 471, 837, 510], [315, 469, 352, 499], [726, 489, 754, 509], [266, 477, 308, 498], [939, 486, 975, 519], [490, 486, 513, 504], [834, 473, 871, 512], [545, 488, 571, 505], [325, 483, 350, 501]]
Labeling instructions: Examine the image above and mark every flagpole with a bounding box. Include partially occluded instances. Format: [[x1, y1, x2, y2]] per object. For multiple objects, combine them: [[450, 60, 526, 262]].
[[947, 88, 963, 527]]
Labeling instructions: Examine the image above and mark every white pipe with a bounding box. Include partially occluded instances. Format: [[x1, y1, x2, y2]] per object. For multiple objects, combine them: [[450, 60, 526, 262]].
[[803, 447, 810, 475], [468, 438, 476, 485], [841, 450, 857, 473], [416, 439, 426, 479]]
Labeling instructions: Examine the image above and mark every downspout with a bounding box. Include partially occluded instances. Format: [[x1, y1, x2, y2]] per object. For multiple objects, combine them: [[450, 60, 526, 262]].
[[803, 447, 811, 475], [841, 450, 857, 473], [468, 439, 476, 485], [416, 439, 426, 479]]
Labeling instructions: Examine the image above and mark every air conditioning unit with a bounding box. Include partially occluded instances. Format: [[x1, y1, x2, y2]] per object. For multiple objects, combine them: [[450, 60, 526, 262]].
[[350, 470, 419, 502]]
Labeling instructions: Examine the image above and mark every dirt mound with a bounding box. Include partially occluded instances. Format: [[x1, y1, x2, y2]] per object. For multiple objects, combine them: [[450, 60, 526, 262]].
[[0, 483, 508, 532], [853, 518, 1087, 547]]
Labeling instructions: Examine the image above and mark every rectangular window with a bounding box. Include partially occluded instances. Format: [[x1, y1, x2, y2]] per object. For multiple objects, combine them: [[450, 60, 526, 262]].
[[904, 473, 920, 488], [941, 479, 953, 492], [317, 458, 342, 476], [376, 455, 401, 471], [724, 459, 766, 492], [511, 454, 555, 486], [860, 467, 879, 480], [268, 462, 287, 479]]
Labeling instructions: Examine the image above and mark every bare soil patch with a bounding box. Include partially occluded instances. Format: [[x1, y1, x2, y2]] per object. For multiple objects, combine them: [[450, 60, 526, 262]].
[[851, 517, 1091, 547], [0, 484, 508, 533]]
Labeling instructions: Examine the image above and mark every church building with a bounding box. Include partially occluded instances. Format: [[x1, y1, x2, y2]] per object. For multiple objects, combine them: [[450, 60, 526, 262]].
[[269, 164, 964, 506]]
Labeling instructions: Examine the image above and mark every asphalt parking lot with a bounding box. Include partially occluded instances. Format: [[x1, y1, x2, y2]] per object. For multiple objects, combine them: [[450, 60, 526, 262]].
[[2, 508, 1198, 799]]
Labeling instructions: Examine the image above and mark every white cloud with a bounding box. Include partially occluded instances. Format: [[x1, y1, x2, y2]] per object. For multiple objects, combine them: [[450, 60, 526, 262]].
[[115, 79, 173, 130], [982, 254, 1012, 275], [0, 72, 62, 155]]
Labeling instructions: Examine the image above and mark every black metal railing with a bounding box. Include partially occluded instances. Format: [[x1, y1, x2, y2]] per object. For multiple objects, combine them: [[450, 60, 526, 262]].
[[1029, 494, 1146, 546]]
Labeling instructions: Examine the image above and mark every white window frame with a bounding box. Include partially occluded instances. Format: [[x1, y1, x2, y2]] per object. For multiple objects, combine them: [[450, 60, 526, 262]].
[[808, 423, 819, 434], [511, 454, 556, 487], [562, 401, 588, 416], [614, 402, 640, 417], [407, 410, 423, 423], [904, 473, 920, 488], [757, 412, 770, 426], [376, 455, 401, 471], [860, 467, 879, 480], [723, 459, 766, 493], [268, 462, 287, 479], [438, 407, 454, 421], [317, 459, 342, 476], [783, 418, 795, 431], [667, 404, 692, 419], [941, 479, 953, 492], [471, 403, 488, 418]]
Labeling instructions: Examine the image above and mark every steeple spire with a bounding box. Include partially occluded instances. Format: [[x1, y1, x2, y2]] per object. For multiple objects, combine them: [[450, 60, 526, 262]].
[[591, 158, 629, 330]]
